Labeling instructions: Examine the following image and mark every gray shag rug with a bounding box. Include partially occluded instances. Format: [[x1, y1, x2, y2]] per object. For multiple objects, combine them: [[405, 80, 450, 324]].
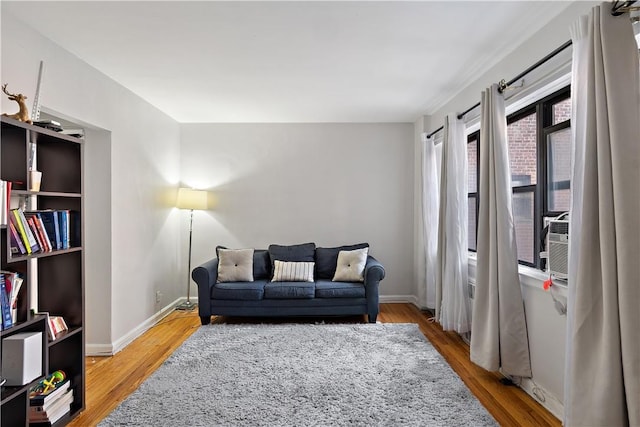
[[100, 323, 496, 426]]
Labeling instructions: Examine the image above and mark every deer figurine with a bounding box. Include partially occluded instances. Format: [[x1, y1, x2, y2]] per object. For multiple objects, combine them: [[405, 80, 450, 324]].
[[2, 83, 32, 124]]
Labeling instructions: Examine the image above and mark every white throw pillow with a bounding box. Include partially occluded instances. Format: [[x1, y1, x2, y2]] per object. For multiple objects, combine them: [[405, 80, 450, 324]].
[[332, 248, 369, 282], [217, 248, 254, 283], [272, 260, 315, 282]]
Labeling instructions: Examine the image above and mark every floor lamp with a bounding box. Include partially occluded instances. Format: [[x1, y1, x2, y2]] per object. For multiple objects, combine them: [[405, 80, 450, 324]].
[[176, 187, 208, 311]]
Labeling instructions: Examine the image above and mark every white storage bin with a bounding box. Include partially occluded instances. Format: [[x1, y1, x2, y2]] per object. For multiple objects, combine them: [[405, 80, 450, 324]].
[[2, 331, 43, 386]]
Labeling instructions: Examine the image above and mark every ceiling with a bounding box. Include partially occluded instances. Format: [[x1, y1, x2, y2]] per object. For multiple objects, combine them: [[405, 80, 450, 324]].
[[2, 1, 574, 123]]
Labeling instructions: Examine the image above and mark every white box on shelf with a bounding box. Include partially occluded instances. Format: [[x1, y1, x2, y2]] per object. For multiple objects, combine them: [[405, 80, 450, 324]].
[[2, 331, 43, 386]]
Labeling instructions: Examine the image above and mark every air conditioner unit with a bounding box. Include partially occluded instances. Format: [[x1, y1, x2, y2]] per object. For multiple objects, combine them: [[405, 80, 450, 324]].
[[548, 214, 569, 279]]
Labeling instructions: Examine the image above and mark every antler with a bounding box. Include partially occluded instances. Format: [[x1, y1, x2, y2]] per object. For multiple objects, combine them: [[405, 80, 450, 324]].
[[2, 83, 14, 97]]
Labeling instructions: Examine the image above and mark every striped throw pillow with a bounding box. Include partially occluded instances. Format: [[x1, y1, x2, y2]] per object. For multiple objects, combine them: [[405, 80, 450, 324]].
[[271, 260, 315, 282]]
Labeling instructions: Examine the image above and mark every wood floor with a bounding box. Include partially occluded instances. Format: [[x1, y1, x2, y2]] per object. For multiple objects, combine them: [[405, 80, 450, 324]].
[[70, 303, 560, 427]]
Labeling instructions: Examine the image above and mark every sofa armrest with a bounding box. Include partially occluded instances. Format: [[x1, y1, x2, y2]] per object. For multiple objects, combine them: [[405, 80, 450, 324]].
[[192, 258, 219, 319], [363, 256, 385, 322]]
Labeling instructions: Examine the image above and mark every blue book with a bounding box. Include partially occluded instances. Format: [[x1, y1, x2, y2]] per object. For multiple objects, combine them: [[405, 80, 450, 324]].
[[59, 210, 69, 249], [0, 274, 13, 329]]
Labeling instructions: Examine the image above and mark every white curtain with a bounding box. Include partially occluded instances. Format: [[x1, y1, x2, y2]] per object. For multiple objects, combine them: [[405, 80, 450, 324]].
[[564, 4, 640, 426], [419, 133, 439, 309], [470, 84, 531, 378], [435, 114, 470, 333]]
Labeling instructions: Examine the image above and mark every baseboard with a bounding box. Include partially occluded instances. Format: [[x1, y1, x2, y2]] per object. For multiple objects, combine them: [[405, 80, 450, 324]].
[[86, 297, 194, 356], [380, 295, 418, 305], [517, 377, 564, 420]]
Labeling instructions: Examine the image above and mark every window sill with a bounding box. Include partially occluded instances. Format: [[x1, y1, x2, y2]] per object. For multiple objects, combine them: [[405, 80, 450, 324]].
[[467, 252, 567, 297]]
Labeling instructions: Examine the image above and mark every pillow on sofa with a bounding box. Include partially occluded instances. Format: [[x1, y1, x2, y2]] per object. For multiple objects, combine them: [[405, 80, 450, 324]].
[[268, 243, 316, 278], [217, 248, 254, 283], [315, 243, 369, 279], [332, 247, 369, 282], [217, 246, 270, 280], [272, 260, 315, 282]]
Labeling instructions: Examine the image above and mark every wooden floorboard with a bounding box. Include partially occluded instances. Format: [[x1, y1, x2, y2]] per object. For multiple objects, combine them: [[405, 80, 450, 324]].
[[70, 303, 560, 427]]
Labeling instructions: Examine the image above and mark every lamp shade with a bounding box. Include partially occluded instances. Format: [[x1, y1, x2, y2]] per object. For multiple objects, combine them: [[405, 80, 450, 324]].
[[176, 188, 208, 210]]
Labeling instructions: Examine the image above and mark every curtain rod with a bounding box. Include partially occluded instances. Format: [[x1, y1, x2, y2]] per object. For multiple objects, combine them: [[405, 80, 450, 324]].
[[424, 1, 636, 139]]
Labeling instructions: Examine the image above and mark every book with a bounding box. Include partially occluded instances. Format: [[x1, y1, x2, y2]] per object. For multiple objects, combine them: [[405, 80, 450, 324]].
[[27, 216, 46, 252], [50, 316, 68, 336], [29, 388, 73, 417], [12, 209, 40, 253], [59, 210, 69, 249], [33, 120, 63, 132], [10, 210, 32, 254], [9, 276, 23, 323], [0, 180, 6, 226], [0, 274, 13, 329], [58, 128, 84, 138], [29, 397, 72, 424], [38, 214, 53, 252], [38, 210, 62, 250], [29, 376, 70, 406], [69, 210, 81, 247], [38, 312, 56, 340], [9, 220, 27, 254], [25, 213, 52, 252]]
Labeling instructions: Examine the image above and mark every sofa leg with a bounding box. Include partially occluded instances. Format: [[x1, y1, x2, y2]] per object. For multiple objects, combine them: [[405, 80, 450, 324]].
[[368, 314, 377, 323], [200, 316, 211, 325]]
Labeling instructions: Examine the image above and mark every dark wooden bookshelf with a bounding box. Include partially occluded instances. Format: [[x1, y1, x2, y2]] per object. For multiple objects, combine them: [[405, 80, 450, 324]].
[[1, 116, 84, 427]]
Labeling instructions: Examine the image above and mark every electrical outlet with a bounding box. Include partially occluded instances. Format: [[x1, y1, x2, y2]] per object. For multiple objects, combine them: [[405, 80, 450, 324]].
[[155, 290, 162, 303]]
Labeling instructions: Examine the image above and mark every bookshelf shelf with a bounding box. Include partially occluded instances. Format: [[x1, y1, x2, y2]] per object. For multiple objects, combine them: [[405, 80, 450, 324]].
[[1, 116, 85, 426], [12, 190, 82, 198], [48, 326, 83, 347], [8, 246, 83, 262]]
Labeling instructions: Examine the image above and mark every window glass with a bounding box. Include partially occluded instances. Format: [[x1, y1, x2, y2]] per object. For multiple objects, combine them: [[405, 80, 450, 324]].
[[547, 127, 571, 212], [468, 196, 477, 251], [552, 98, 571, 125], [507, 112, 537, 186], [468, 138, 477, 193], [513, 191, 535, 264]]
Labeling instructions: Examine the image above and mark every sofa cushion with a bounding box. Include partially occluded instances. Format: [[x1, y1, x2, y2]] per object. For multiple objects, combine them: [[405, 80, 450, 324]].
[[333, 247, 369, 282], [264, 281, 315, 299], [211, 280, 267, 300], [315, 243, 369, 279], [217, 248, 254, 283], [272, 261, 315, 282], [315, 280, 366, 299], [217, 246, 271, 280]]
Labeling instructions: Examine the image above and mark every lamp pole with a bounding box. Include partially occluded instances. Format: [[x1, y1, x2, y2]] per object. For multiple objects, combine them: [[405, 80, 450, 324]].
[[177, 208, 196, 310], [175, 187, 207, 310]]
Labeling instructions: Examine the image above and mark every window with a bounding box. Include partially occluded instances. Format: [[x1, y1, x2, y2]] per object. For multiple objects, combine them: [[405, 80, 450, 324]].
[[507, 110, 538, 265], [507, 87, 570, 267], [467, 132, 479, 251], [470, 86, 571, 268]]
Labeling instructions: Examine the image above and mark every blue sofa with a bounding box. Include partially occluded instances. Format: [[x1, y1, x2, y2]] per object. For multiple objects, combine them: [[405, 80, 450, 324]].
[[192, 243, 385, 325]]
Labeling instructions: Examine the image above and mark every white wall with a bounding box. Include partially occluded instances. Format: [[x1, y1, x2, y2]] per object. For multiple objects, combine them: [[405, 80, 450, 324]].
[[180, 123, 415, 299], [420, 1, 599, 419], [1, 11, 182, 353]]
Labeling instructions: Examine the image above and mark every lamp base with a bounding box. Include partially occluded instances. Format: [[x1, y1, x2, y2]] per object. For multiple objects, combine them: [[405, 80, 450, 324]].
[[175, 300, 197, 311]]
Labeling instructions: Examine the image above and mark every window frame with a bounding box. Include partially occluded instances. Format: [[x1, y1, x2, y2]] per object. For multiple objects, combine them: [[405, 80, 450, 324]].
[[467, 130, 480, 252], [501, 85, 571, 269]]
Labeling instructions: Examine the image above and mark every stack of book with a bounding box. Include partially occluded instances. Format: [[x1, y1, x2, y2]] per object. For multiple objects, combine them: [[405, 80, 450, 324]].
[[33, 120, 63, 132], [29, 374, 73, 425], [33, 120, 84, 138], [37, 312, 69, 340], [0, 271, 23, 330], [8, 208, 80, 256]]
